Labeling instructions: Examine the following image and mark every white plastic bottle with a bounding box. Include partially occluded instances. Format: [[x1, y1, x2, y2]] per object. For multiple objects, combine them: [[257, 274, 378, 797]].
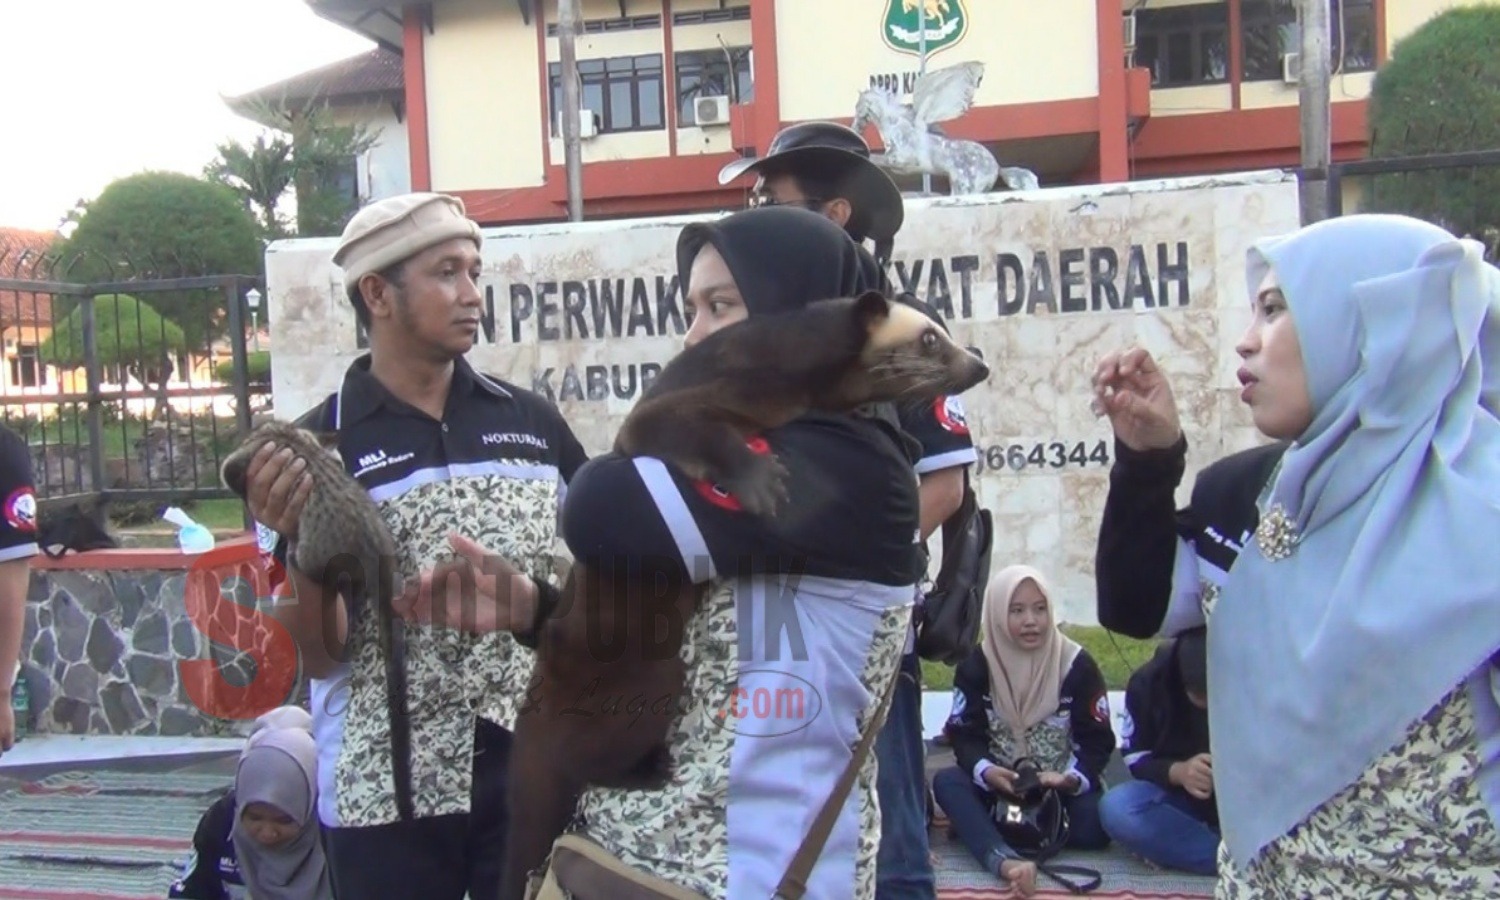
[[162, 506, 216, 553]]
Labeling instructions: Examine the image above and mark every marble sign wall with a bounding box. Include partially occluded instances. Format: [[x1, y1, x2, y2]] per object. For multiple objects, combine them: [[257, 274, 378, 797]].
[[265, 171, 1303, 625]]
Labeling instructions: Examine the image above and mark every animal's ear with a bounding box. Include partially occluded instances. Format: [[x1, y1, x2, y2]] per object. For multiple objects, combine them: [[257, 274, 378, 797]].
[[309, 431, 341, 449], [221, 453, 250, 498], [853, 291, 891, 332]]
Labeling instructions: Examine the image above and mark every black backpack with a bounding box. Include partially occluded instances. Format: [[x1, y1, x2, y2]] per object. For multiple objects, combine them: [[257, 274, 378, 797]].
[[914, 468, 993, 665], [891, 290, 994, 665]]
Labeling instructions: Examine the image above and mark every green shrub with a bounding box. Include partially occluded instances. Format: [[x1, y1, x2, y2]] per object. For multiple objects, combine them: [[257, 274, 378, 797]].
[[1367, 5, 1500, 250], [213, 349, 271, 384]]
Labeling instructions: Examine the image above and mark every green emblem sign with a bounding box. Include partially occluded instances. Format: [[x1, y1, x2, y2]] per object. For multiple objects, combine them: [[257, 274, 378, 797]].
[[881, 0, 970, 58]]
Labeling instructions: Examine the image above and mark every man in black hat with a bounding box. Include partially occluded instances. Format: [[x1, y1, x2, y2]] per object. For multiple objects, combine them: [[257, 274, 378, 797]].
[[721, 123, 978, 900], [718, 121, 905, 285]]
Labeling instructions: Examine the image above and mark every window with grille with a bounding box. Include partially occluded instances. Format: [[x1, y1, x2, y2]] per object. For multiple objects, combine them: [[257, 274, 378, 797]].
[[8, 344, 41, 387], [1135, 3, 1230, 87], [1241, 0, 1375, 81], [674, 47, 752, 125], [672, 7, 750, 26], [549, 54, 665, 134]]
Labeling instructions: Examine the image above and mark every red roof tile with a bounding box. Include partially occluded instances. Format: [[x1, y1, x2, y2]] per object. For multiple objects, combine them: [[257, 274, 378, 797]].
[[0, 227, 58, 327], [226, 47, 404, 119]]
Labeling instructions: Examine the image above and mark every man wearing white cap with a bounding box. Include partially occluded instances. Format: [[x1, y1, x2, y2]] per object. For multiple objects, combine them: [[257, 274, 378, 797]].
[[240, 192, 587, 900]]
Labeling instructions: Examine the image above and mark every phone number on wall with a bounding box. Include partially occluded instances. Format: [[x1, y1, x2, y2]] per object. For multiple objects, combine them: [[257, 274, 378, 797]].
[[975, 440, 1112, 473]]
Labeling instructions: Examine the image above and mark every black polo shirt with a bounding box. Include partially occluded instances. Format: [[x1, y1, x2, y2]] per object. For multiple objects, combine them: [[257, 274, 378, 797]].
[[0, 424, 38, 563], [262, 353, 586, 828]]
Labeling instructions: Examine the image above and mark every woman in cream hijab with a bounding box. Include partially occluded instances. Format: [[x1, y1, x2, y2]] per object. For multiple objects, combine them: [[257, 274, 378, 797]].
[[932, 565, 1116, 896]]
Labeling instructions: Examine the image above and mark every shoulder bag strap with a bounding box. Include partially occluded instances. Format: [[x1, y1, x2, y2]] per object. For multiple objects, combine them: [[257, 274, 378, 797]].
[[771, 662, 902, 900], [1038, 862, 1104, 894]]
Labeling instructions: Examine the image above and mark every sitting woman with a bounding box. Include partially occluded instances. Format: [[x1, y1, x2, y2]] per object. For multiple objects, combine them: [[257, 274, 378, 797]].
[[933, 565, 1115, 896], [168, 707, 332, 900], [398, 206, 936, 899]]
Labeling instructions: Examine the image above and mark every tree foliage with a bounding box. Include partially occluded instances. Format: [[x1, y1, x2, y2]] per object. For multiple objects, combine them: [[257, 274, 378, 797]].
[[58, 172, 262, 345], [205, 132, 297, 240], [209, 97, 379, 240], [288, 105, 379, 238], [41, 293, 187, 374], [1367, 5, 1500, 251]]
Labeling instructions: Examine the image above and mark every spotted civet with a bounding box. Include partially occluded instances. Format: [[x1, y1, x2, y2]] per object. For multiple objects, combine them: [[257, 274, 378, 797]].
[[220, 420, 415, 822]]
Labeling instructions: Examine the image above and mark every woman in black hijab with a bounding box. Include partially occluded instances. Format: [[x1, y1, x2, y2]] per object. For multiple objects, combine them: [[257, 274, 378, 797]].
[[675, 203, 867, 332], [551, 206, 921, 900], [400, 207, 921, 898]]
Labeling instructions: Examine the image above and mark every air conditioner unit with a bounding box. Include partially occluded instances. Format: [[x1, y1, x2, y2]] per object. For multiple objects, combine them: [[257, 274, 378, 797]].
[[694, 95, 731, 127], [1122, 11, 1137, 49], [555, 109, 600, 139], [1282, 52, 1301, 84]]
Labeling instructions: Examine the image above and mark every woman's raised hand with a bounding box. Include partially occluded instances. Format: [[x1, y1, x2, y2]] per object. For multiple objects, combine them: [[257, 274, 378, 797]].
[[1090, 347, 1184, 452]]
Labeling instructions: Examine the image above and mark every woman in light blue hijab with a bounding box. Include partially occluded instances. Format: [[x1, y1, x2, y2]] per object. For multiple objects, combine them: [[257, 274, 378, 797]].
[[1209, 214, 1500, 896]]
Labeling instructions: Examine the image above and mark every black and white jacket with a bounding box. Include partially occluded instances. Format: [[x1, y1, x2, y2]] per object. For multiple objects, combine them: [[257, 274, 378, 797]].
[[1095, 435, 1287, 639], [1118, 639, 1218, 827], [944, 646, 1116, 797]]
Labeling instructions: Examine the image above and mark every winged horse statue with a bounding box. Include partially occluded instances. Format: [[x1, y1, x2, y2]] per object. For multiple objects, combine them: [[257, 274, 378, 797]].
[[852, 61, 1040, 196]]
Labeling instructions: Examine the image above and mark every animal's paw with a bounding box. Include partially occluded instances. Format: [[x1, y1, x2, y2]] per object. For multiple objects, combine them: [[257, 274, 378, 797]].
[[725, 452, 789, 517]]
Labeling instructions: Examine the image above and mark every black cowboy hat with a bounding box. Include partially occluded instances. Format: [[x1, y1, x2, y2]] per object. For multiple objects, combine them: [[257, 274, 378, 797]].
[[717, 121, 905, 243]]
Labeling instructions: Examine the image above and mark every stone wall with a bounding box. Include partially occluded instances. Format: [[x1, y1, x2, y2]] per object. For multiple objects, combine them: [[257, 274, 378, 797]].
[[17, 537, 293, 738]]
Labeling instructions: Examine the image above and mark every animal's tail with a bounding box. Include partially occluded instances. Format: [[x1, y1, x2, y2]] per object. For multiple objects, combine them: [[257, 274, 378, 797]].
[[387, 616, 414, 821], [377, 559, 415, 822]]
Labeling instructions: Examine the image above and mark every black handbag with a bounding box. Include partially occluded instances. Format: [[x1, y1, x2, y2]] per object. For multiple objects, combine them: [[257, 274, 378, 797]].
[[987, 760, 1103, 895], [915, 469, 993, 665]]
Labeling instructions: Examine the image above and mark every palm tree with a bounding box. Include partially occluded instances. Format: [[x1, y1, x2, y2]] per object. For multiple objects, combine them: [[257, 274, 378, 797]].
[[205, 132, 296, 240]]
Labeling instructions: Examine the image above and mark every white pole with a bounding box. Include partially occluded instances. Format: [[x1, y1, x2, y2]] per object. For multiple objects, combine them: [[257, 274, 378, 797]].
[[559, 0, 584, 221], [1299, 0, 1332, 223], [918, 3, 931, 196]]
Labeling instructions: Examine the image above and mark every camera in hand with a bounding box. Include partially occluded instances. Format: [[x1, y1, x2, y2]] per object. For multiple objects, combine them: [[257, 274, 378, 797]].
[[1010, 757, 1046, 805]]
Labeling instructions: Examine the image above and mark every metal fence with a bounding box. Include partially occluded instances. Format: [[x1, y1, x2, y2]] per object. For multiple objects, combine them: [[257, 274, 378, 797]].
[[0, 247, 270, 522], [1301, 147, 1500, 258]]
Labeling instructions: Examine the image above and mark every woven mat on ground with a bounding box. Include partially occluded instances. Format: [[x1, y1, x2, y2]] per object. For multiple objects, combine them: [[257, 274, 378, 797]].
[[931, 821, 1217, 899], [0, 764, 1218, 900], [0, 769, 233, 900]]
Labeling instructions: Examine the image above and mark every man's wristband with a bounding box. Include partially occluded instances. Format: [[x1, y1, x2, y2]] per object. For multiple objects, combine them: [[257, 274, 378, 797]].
[[514, 576, 562, 650]]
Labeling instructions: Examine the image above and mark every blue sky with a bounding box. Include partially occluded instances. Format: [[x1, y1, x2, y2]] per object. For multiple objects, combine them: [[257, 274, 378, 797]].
[[0, 0, 374, 231]]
